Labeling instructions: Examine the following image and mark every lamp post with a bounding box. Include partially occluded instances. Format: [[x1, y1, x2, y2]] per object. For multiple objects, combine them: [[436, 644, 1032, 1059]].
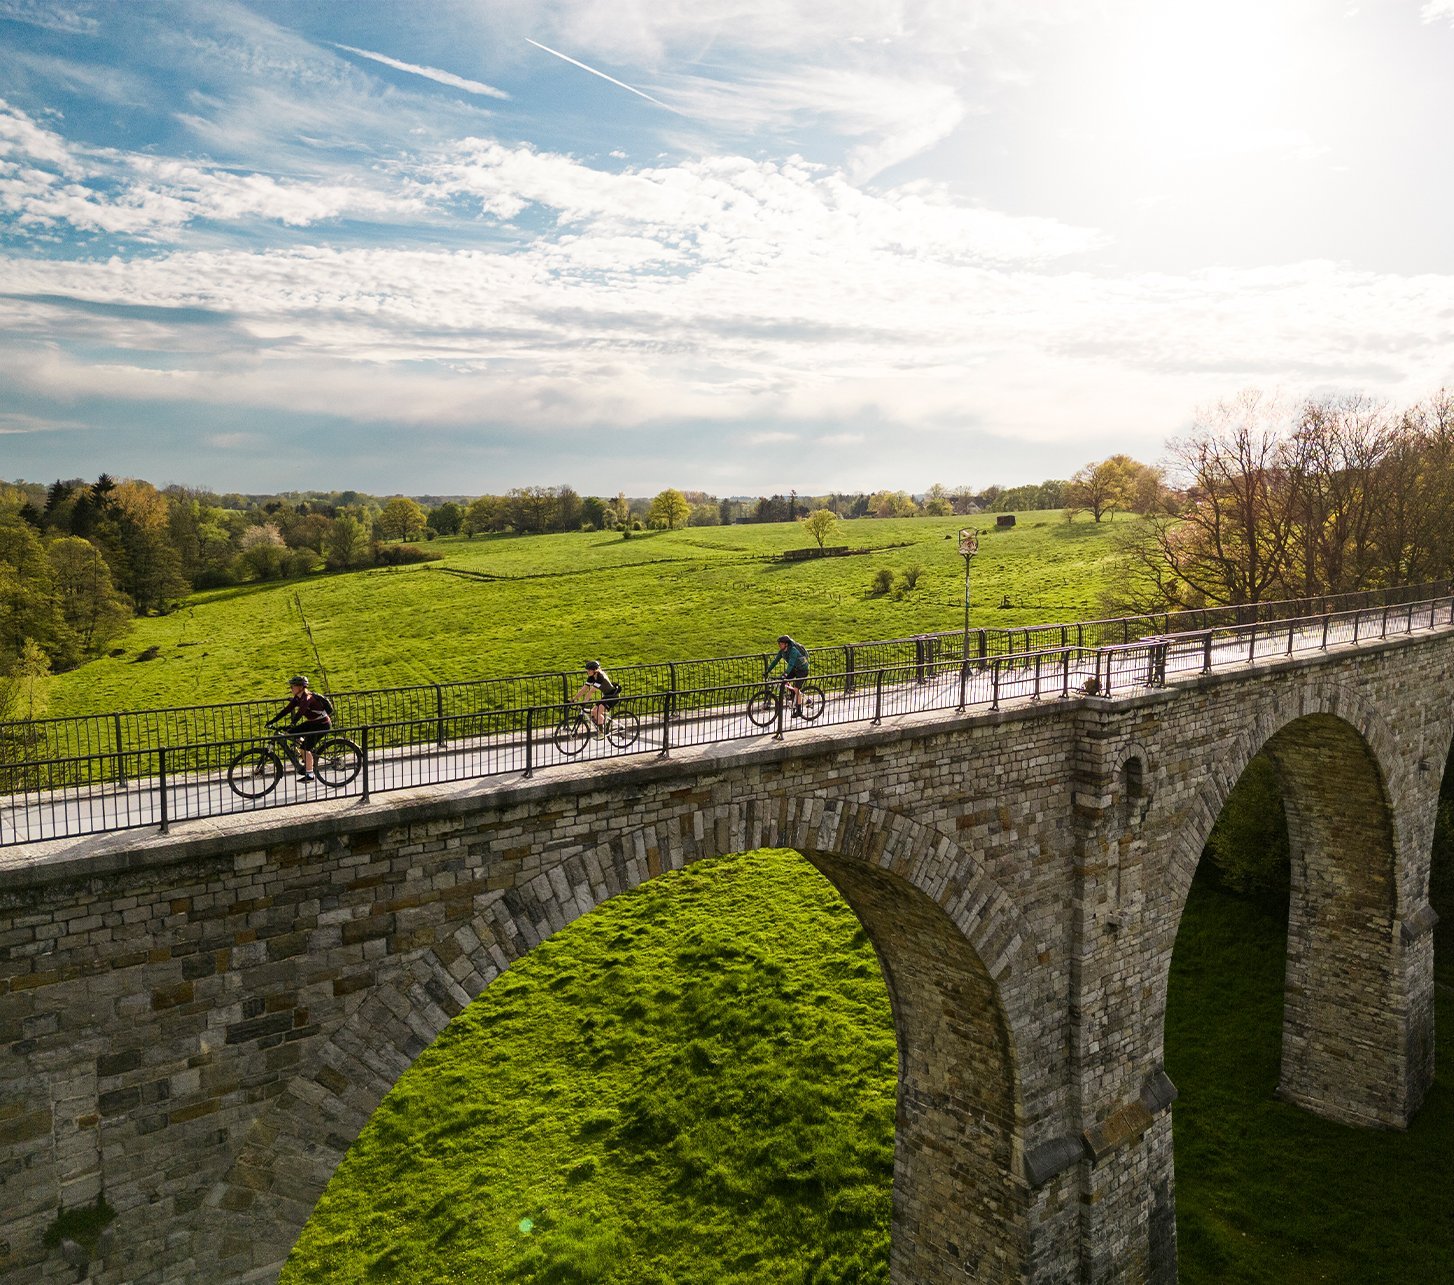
[[958, 527, 978, 669]]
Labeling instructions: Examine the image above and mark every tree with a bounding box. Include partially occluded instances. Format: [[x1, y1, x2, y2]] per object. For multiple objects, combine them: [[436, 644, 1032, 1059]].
[[1064, 455, 1145, 522], [238, 523, 288, 581], [922, 484, 953, 516], [427, 502, 463, 537], [648, 488, 690, 530], [99, 479, 188, 614], [463, 495, 502, 537], [800, 508, 838, 549], [327, 515, 371, 570], [1144, 391, 1296, 606], [0, 637, 50, 723], [48, 536, 131, 659], [378, 496, 427, 542], [0, 515, 68, 667], [867, 490, 917, 518], [555, 486, 584, 533]]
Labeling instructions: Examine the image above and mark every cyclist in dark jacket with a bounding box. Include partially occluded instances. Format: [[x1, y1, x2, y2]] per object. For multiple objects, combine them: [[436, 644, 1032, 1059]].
[[267, 675, 332, 779], [764, 635, 809, 717], [574, 660, 621, 736]]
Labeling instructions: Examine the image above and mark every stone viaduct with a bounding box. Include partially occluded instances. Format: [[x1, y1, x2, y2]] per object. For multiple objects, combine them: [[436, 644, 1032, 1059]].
[[1, 626, 1448, 1283]]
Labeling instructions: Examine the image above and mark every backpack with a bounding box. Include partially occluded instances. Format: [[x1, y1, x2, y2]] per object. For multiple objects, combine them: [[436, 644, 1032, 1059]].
[[316, 693, 335, 717]]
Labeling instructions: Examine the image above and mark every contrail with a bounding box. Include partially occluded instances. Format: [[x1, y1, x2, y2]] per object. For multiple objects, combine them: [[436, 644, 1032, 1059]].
[[335, 44, 510, 99], [524, 37, 675, 111]]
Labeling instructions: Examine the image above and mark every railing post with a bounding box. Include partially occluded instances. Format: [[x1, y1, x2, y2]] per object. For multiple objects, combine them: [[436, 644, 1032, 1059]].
[[1033, 653, 1043, 701], [1248, 623, 1257, 664], [158, 746, 169, 834], [1381, 606, 1389, 638], [957, 653, 968, 710], [873, 669, 884, 725], [773, 681, 785, 741], [844, 645, 855, 695], [1353, 612, 1361, 645], [1202, 631, 1213, 673], [1286, 620, 1295, 655], [360, 726, 372, 800], [522, 711, 533, 779], [667, 663, 677, 721], [1321, 614, 1330, 649], [1062, 649, 1072, 699], [659, 692, 673, 758], [434, 683, 446, 747], [113, 713, 127, 786], [977, 629, 988, 668], [990, 659, 1001, 710]]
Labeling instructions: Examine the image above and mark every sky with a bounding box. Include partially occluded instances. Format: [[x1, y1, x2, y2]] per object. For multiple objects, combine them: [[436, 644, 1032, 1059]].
[[1, 0, 1453, 498]]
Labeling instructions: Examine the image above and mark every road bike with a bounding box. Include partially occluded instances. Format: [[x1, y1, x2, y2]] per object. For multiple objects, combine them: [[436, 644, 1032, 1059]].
[[746, 677, 825, 727], [553, 701, 641, 756], [226, 726, 364, 799]]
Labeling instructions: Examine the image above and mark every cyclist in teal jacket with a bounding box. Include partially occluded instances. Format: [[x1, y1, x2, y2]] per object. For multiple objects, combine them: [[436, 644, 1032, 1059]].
[[764, 635, 809, 717]]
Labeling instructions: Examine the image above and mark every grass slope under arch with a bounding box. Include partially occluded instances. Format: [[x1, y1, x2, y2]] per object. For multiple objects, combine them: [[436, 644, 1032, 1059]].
[[283, 850, 897, 1284]]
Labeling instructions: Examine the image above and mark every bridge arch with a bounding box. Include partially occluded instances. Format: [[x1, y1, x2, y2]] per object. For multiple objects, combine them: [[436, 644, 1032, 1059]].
[[201, 798, 1047, 1282], [1158, 683, 1433, 1128]]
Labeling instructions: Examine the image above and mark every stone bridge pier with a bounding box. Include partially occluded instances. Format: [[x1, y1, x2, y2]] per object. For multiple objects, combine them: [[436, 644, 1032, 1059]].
[[1, 631, 1448, 1283]]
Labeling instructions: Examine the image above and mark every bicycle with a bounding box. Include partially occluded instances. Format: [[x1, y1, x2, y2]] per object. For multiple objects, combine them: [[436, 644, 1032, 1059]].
[[553, 700, 641, 756], [746, 677, 825, 727], [226, 726, 364, 799]]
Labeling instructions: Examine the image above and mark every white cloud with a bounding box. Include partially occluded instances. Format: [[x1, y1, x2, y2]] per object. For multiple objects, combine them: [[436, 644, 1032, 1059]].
[[1421, 1, 1454, 22]]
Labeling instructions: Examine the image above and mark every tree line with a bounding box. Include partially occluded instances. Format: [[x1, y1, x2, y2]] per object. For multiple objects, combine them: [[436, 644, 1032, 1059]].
[[1115, 389, 1454, 610]]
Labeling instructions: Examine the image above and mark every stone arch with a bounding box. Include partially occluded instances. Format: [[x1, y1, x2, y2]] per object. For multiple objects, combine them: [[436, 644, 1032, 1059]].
[[197, 797, 1046, 1282], [1159, 681, 1431, 1129]]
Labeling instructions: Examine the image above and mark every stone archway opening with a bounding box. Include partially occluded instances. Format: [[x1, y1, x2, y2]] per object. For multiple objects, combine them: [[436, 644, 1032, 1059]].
[[280, 844, 1027, 1284]]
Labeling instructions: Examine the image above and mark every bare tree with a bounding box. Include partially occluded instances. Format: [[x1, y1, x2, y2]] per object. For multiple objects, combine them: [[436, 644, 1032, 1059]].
[[1153, 391, 1296, 606]]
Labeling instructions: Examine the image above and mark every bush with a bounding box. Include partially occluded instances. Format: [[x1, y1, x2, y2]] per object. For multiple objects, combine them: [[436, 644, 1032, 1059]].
[[372, 544, 444, 567], [870, 568, 894, 597]]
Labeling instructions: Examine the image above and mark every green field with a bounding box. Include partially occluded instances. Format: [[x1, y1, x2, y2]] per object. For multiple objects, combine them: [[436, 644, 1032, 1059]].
[[284, 852, 1454, 1283], [44, 511, 1131, 716]]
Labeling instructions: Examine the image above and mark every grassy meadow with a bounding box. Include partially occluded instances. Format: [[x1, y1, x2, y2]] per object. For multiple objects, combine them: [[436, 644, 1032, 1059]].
[[43, 511, 1131, 716]]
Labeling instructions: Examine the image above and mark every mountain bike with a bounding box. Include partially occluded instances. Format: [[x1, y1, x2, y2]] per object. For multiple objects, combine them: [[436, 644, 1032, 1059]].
[[553, 701, 641, 756], [226, 726, 364, 798], [746, 678, 825, 727]]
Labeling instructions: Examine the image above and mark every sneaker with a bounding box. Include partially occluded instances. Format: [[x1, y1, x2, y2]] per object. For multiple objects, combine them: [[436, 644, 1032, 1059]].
[[791, 709, 803, 719], [299, 772, 315, 781]]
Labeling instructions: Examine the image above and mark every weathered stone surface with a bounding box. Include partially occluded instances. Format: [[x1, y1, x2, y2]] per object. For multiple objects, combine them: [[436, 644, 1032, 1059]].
[[0, 627, 1448, 1283]]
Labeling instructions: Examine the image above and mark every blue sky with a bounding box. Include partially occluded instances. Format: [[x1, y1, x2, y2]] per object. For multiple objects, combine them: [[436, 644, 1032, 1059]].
[[2, 0, 1452, 497]]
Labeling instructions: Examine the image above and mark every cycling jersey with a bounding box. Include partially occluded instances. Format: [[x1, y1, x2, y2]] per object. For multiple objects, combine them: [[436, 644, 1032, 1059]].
[[766, 643, 809, 679]]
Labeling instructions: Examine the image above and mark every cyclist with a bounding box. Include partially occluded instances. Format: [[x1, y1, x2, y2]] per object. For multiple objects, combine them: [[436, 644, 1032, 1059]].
[[574, 661, 622, 736], [266, 674, 333, 780], [764, 634, 809, 717]]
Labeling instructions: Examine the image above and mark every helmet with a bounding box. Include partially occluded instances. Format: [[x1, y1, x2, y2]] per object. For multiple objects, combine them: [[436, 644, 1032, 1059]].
[[777, 636, 790, 645], [584, 660, 600, 671], [289, 675, 309, 687]]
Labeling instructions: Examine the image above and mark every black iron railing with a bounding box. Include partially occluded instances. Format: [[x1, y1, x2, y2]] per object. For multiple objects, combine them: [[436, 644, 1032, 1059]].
[[3, 585, 1452, 848]]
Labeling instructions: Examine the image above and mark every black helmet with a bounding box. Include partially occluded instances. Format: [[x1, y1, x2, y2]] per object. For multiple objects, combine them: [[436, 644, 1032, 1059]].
[[777, 636, 791, 645], [289, 675, 309, 687], [584, 660, 600, 671]]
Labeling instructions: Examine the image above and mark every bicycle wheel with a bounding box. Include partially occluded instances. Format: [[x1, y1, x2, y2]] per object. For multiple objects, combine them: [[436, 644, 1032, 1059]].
[[554, 716, 592, 757], [798, 684, 826, 722], [227, 746, 282, 799], [746, 689, 778, 727], [314, 737, 363, 788], [605, 709, 641, 749]]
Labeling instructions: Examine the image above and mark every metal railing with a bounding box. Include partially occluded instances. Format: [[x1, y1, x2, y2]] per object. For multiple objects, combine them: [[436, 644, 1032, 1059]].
[[3, 586, 1452, 848]]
